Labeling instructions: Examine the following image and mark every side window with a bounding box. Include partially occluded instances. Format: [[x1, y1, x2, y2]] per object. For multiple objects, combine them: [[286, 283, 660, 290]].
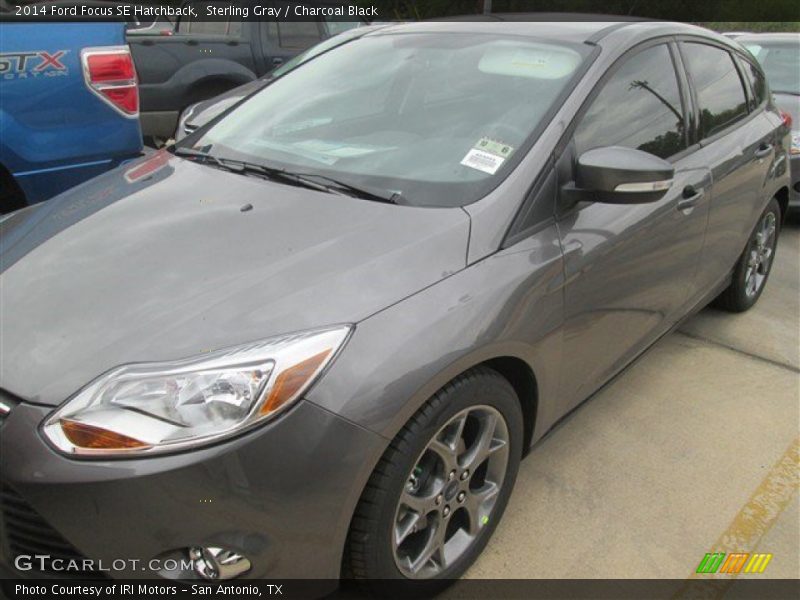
[[574, 44, 687, 160], [277, 22, 323, 49], [681, 43, 749, 139], [741, 58, 767, 110], [323, 20, 362, 37], [266, 21, 323, 50], [270, 4, 324, 49], [178, 2, 241, 36]]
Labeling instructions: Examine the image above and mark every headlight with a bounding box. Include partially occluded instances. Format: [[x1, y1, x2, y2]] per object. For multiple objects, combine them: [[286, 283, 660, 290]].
[[43, 326, 351, 457]]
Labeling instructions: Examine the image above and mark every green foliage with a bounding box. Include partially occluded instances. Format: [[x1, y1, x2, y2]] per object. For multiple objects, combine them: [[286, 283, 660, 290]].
[[362, 0, 800, 23], [699, 22, 800, 32]]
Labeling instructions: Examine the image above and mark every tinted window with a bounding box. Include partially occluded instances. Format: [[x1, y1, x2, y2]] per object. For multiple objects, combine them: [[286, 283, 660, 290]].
[[741, 58, 767, 109], [178, 2, 241, 36], [267, 21, 323, 50], [270, 4, 323, 49], [681, 43, 748, 139], [277, 22, 323, 49], [575, 44, 686, 160], [323, 20, 362, 37]]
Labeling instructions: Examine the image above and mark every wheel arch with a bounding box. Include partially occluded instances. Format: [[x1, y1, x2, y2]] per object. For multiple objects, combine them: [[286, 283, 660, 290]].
[[370, 346, 543, 459], [184, 75, 248, 105], [174, 59, 255, 107], [0, 161, 27, 213], [774, 185, 789, 222], [483, 356, 538, 455], [339, 354, 540, 579]]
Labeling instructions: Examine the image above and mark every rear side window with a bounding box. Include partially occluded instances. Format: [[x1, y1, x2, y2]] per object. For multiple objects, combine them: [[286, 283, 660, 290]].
[[681, 43, 749, 139], [178, 2, 242, 36], [574, 44, 687, 160], [741, 58, 767, 110], [269, 4, 324, 49], [267, 21, 324, 50]]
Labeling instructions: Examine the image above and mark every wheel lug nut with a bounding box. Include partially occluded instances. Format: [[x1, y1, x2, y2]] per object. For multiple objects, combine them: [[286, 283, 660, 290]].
[[435, 494, 443, 506], [448, 469, 456, 480], [457, 491, 466, 503], [460, 470, 469, 481], [443, 506, 450, 517]]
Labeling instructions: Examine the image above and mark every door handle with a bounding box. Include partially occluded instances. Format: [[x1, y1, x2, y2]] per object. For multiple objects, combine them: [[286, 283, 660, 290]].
[[185, 39, 199, 46], [271, 57, 284, 66], [677, 185, 704, 211], [754, 144, 772, 159]]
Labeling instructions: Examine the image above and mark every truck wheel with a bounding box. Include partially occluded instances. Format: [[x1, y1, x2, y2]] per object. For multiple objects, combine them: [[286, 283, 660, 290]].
[[0, 164, 27, 214]]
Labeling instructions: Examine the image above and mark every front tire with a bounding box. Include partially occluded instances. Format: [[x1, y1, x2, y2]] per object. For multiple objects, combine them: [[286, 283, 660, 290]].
[[345, 367, 523, 595], [715, 197, 781, 312]]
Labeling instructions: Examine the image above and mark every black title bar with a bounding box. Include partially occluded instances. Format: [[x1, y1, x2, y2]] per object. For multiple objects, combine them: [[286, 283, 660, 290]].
[[1, 0, 799, 23]]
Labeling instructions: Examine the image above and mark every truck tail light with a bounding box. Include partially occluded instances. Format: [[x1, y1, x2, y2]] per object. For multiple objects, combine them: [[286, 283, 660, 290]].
[[780, 110, 792, 129], [81, 46, 138, 116]]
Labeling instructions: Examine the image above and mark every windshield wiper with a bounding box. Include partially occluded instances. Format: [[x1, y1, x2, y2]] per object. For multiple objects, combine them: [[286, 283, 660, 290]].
[[225, 161, 400, 204], [172, 147, 400, 204], [284, 172, 401, 205], [172, 146, 230, 168], [172, 147, 324, 191]]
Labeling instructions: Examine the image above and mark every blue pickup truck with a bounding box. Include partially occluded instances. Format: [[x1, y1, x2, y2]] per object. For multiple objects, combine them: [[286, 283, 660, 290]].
[[0, 22, 143, 212]]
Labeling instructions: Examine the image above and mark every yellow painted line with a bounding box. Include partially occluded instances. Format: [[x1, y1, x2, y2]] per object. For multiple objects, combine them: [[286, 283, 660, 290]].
[[674, 437, 799, 598]]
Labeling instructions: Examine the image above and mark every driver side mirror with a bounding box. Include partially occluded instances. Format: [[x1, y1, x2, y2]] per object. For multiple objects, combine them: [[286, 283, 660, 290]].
[[568, 146, 675, 205]]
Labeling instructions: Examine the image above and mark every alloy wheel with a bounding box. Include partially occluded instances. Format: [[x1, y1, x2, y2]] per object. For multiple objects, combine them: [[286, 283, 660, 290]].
[[744, 211, 777, 298], [392, 405, 510, 579]]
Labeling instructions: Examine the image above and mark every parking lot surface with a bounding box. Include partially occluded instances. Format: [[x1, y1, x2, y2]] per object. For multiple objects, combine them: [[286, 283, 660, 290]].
[[465, 216, 800, 581]]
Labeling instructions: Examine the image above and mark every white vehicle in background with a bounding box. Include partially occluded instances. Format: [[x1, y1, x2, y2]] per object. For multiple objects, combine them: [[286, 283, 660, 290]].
[[737, 33, 800, 211]]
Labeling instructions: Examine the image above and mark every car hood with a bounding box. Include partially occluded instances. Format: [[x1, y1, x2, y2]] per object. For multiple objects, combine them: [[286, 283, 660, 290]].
[[0, 152, 469, 406]]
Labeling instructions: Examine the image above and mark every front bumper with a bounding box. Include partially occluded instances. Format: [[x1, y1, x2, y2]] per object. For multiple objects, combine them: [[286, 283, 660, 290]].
[[0, 398, 385, 580]]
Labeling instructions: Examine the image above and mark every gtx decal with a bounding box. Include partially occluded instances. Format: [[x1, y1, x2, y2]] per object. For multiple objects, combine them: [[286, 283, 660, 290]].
[[0, 50, 69, 80]]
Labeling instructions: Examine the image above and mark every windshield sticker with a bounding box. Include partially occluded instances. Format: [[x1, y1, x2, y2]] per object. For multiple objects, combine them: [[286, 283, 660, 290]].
[[460, 138, 515, 175], [272, 117, 332, 136], [249, 139, 395, 166], [294, 140, 392, 159]]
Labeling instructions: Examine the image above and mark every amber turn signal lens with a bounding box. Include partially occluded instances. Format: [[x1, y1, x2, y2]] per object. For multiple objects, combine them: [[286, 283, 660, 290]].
[[259, 350, 332, 416], [61, 419, 149, 450]]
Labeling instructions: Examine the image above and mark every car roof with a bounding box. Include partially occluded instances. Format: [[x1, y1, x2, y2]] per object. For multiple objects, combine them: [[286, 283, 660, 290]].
[[373, 19, 621, 43], [365, 17, 721, 46]]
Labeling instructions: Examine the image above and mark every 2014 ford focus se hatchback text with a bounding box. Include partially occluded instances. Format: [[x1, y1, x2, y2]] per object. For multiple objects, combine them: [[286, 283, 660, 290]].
[[0, 20, 791, 593]]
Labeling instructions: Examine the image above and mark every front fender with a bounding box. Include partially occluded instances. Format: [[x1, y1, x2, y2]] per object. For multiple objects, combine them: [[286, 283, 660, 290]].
[[306, 225, 566, 448]]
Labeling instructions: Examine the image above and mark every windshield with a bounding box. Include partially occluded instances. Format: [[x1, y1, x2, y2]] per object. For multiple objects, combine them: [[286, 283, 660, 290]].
[[186, 33, 589, 207], [270, 31, 354, 78], [743, 41, 800, 94]]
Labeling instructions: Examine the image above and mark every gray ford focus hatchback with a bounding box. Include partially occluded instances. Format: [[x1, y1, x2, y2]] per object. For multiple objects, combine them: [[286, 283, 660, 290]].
[[0, 20, 790, 593]]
